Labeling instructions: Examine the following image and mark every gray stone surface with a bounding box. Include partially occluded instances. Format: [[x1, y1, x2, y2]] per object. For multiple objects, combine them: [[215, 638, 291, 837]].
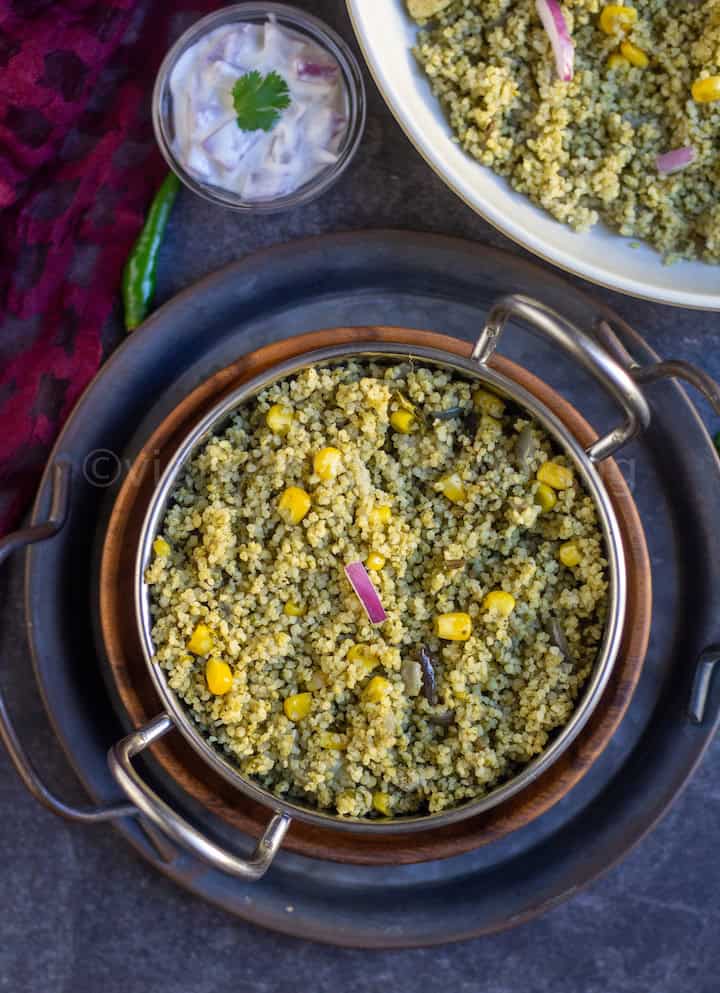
[[2, 2, 720, 989]]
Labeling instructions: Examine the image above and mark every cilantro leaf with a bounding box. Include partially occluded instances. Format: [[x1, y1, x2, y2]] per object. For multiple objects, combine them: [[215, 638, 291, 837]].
[[232, 70, 291, 132]]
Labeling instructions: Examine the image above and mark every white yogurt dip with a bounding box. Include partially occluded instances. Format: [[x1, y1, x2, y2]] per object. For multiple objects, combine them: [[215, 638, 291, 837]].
[[169, 17, 348, 201]]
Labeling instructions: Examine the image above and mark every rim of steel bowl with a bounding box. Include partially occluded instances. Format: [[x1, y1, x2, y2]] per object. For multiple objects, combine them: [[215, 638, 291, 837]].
[[131, 337, 628, 835]]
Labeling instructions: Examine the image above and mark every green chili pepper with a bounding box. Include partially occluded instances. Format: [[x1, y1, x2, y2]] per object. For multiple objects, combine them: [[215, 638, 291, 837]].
[[715, 431, 720, 456], [122, 172, 181, 332]]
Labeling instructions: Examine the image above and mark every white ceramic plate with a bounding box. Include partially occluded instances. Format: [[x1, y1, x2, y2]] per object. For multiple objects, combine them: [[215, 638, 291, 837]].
[[346, 0, 720, 310]]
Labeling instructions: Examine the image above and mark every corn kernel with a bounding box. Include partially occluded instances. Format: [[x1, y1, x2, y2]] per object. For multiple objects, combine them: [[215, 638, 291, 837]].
[[692, 75, 720, 103], [390, 409, 415, 434], [205, 658, 233, 695], [284, 692, 312, 721], [483, 590, 516, 617], [348, 644, 378, 673], [363, 675, 391, 702], [187, 623, 213, 655], [607, 52, 629, 69], [284, 600, 305, 617], [434, 612, 473, 641], [366, 551, 386, 571], [599, 5, 637, 33], [369, 505, 392, 526], [372, 792, 391, 816], [278, 486, 311, 524], [266, 403, 293, 435], [535, 482, 558, 512], [153, 537, 170, 557], [537, 461, 574, 490], [473, 388, 506, 418], [313, 446, 342, 481], [438, 472, 466, 504], [620, 40, 648, 67], [348, 644, 371, 663], [318, 731, 347, 750], [559, 541, 582, 567]]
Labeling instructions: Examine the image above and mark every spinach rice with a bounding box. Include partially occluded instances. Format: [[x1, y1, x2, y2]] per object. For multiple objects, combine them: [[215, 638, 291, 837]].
[[409, 0, 720, 262], [146, 362, 608, 818]]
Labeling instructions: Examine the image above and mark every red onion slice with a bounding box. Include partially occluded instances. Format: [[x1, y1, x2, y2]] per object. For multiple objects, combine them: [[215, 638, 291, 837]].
[[535, 0, 575, 81], [295, 60, 339, 82], [656, 146, 696, 175], [344, 561, 387, 624]]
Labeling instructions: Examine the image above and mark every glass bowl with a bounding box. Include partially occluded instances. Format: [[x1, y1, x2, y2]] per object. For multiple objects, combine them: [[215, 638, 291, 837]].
[[152, 3, 366, 212]]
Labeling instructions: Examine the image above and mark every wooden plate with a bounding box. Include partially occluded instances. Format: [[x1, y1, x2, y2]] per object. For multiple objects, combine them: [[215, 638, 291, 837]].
[[99, 327, 651, 865]]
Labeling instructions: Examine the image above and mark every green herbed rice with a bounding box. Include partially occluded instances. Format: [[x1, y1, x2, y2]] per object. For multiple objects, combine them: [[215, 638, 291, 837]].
[[410, 0, 720, 262], [146, 362, 607, 818]]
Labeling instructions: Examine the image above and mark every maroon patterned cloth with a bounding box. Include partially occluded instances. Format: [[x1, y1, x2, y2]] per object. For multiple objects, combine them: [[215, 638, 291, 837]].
[[0, 0, 212, 537]]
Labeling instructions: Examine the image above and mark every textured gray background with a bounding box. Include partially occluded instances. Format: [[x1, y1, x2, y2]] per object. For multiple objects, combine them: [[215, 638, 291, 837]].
[[2, 2, 720, 990]]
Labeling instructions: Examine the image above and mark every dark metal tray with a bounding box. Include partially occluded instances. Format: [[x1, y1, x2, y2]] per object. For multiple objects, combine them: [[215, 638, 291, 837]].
[[23, 232, 720, 946]]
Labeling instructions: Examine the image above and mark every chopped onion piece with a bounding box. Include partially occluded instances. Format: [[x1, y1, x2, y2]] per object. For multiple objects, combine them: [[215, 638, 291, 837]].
[[656, 146, 696, 175], [296, 59, 339, 81], [344, 561, 387, 624], [331, 113, 347, 139], [535, 0, 575, 81], [203, 121, 260, 170]]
